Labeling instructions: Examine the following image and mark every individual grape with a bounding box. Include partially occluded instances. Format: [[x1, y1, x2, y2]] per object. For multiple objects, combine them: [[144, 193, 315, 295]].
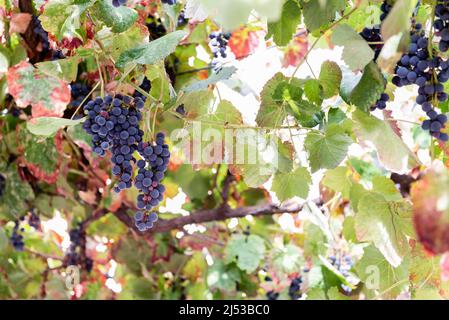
[[371, 92, 389, 110], [161, 0, 177, 4]]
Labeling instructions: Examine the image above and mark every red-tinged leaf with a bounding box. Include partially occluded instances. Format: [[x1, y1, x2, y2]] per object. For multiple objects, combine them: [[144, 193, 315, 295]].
[[383, 109, 402, 137], [411, 167, 449, 254], [7, 61, 71, 117], [9, 13, 32, 34], [282, 31, 308, 68], [19, 130, 64, 184], [228, 26, 264, 59]]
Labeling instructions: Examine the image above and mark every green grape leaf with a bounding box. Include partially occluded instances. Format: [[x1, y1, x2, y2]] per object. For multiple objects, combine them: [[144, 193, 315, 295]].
[[145, 63, 172, 103], [92, 0, 138, 34], [21, 129, 62, 184], [41, 0, 95, 41], [322, 166, 353, 198], [352, 110, 419, 173], [100, 22, 150, 61], [0, 164, 35, 220], [197, 0, 284, 29], [272, 167, 311, 201], [300, 0, 346, 32], [267, 0, 302, 46], [319, 60, 342, 98], [331, 24, 374, 71], [6, 61, 71, 118], [27, 117, 85, 137], [36, 57, 80, 83], [304, 124, 352, 172], [207, 261, 241, 292], [355, 192, 413, 267], [224, 234, 266, 273], [116, 30, 187, 68], [272, 244, 304, 273], [304, 79, 323, 105], [354, 245, 409, 299], [349, 62, 386, 112], [256, 73, 301, 127]]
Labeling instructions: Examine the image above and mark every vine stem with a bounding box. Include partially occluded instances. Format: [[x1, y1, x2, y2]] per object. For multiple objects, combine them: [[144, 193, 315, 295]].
[[290, 7, 358, 81], [70, 82, 100, 120]]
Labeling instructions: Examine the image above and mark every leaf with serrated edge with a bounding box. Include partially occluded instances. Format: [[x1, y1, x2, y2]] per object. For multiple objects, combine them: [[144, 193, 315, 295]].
[[304, 124, 352, 173], [116, 30, 187, 68], [272, 167, 311, 201]]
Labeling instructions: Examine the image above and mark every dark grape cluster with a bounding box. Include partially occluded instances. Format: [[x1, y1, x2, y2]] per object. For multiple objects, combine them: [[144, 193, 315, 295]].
[[178, 10, 188, 27], [51, 50, 65, 60], [392, 26, 449, 141], [82, 94, 145, 192], [146, 16, 167, 40], [66, 227, 93, 272], [360, 27, 383, 61], [133, 78, 151, 101], [112, 0, 127, 7], [434, 1, 449, 52], [10, 220, 25, 251], [28, 209, 41, 230], [380, 1, 392, 22], [70, 83, 90, 108], [371, 92, 390, 111], [32, 15, 50, 53], [209, 32, 231, 72], [329, 254, 354, 294], [0, 173, 5, 199], [266, 290, 279, 300], [133, 132, 170, 231], [161, 0, 177, 5], [288, 277, 302, 300]]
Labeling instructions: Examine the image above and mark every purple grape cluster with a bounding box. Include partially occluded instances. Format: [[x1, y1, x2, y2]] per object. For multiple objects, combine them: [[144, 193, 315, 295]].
[[209, 32, 231, 72], [112, 0, 127, 7], [360, 27, 383, 61], [329, 254, 354, 294], [380, 1, 392, 21], [28, 209, 40, 230], [10, 220, 24, 251], [371, 93, 390, 111], [288, 277, 302, 300], [82, 94, 145, 192], [133, 78, 151, 100], [434, 1, 449, 52], [134, 211, 159, 232], [392, 26, 449, 141], [66, 227, 93, 272], [266, 291, 279, 300], [133, 132, 170, 230], [70, 83, 90, 108], [178, 10, 188, 27], [32, 15, 50, 53], [161, 0, 177, 5]]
